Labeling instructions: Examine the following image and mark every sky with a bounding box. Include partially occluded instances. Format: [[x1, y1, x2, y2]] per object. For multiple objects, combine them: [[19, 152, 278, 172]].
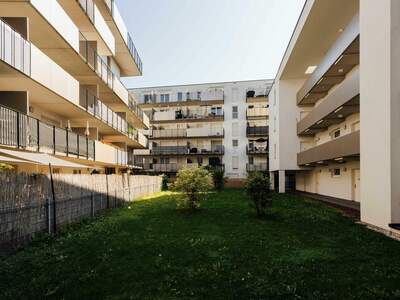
[[116, 0, 305, 88]]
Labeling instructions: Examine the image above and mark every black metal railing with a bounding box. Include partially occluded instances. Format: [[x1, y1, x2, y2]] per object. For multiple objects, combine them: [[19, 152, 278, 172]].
[[102, 0, 143, 74], [79, 32, 113, 89], [80, 88, 139, 141], [246, 126, 269, 136], [247, 163, 268, 172], [151, 145, 224, 155], [0, 18, 31, 75], [0, 104, 95, 160], [247, 145, 268, 154]]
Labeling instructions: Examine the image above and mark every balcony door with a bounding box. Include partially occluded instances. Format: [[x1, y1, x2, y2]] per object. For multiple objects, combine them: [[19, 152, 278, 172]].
[[352, 169, 360, 202]]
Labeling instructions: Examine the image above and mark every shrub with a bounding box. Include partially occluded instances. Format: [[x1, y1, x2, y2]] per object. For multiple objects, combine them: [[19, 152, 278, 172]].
[[174, 167, 213, 210], [245, 172, 271, 217], [0, 163, 13, 172], [211, 168, 225, 191], [161, 174, 169, 191]]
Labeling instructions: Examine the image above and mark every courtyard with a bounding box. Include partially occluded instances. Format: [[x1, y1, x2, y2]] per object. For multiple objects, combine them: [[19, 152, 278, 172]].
[[1, 189, 400, 299]]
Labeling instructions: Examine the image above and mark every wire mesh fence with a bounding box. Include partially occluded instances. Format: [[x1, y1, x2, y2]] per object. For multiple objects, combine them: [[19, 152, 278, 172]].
[[0, 172, 162, 253]]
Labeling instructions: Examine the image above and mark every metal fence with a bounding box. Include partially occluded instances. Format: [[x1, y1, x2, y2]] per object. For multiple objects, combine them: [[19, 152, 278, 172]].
[[246, 126, 269, 136], [0, 104, 95, 160], [0, 173, 162, 252]]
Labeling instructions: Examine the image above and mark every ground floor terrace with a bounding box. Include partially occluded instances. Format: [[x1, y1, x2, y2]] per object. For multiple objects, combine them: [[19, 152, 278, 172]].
[[1, 189, 399, 299]]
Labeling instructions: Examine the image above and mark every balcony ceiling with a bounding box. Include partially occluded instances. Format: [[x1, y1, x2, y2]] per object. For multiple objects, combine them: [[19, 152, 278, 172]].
[[301, 95, 359, 136], [279, 0, 359, 80]]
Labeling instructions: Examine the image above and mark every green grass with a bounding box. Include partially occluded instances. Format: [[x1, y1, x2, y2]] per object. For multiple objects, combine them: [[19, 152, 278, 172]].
[[1, 189, 400, 300]]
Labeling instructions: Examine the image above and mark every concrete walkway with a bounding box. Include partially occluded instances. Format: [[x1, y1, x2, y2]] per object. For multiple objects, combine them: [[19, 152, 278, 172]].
[[295, 191, 360, 212]]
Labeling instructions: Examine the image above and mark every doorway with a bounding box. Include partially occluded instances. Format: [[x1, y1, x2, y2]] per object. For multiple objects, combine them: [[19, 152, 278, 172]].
[[352, 169, 360, 202]]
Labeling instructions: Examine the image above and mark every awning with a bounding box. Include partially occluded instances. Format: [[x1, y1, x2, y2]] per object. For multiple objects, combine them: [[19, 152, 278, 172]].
[[0, 148, 91, 169]]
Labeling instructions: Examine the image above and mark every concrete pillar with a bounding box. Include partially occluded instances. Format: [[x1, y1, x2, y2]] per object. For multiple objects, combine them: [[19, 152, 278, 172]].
[[278, 170, 285, 193], [269, 171, 275, 191], [360, 0, 400, 229]]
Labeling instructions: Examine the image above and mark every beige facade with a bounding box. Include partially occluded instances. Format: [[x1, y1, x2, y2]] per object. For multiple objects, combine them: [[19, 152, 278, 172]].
[[0, 0, 147, 174], [130, 80, 272, 181], [269, 0, 400, 234]]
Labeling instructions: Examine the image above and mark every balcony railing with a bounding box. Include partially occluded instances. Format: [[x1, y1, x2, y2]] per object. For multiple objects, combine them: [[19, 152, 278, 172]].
[[78, 0, 95, 23], [150, 127, 224, 139], [246, 126, 269, 136], [0, 104, 95, 160], [103, 0, 143, 74], [128, 95, 144, 121], [80, 88, 138, 142], [247, 145, 268, 155], [153, 108, 224, 122], [151, 145, 224, 155], [246, 88, 268, 99], [247, 107, 268, 118], [79, 32, 113, 89], [247, 163, 268, 172], [0, 18, 31, 75]]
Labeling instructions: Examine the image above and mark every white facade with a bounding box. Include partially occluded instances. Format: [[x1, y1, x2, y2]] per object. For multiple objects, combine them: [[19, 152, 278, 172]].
[[130, 80, 272, 181]]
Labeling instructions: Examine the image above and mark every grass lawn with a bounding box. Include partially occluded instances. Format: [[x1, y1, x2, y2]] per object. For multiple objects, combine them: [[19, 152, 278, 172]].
[[1, 189, 400, 300]]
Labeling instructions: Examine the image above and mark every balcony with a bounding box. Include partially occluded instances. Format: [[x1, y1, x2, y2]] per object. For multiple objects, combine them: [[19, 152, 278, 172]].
[[80, 88, 141, 144], [152, 108, 224, 123], [0, 19, 31, 76], [246, 126, 269, 137], [297, 131, 360, 166], [246, 88, 269, 103], [151, 145, 224, 156], [247, 163, 268, 172], [150, 126, 224, 139], [94, 0, 143, 76], [145, 163, 225, 173], [59, 0, 115, 55], [297, 67, 360, 136], [0, 104, 95, 160], [247, 145, 268, 155], [246, 107, 268, 119], [296, 15, 359, 106]]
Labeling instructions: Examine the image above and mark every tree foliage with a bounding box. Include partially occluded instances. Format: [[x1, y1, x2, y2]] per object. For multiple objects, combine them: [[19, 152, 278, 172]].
[[174, 167, 213, 210], [161, 174, 169, 191], [245, 172, 272, 217]]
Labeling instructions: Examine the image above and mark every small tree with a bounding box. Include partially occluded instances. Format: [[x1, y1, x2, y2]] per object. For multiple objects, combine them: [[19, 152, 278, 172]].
[[245, 172, 271, 217], [174, 167, 213, 210], [211, 168, 226, 191], [161, 174, 169, 191]]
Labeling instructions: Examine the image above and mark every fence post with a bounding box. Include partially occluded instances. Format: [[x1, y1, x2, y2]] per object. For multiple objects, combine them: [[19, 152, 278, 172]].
[[46, 198, 51, 235], [16, 111, 20, 148], [106, 174, 109, 209], [48, 164, 57, 234], [91, 191, 94, 217]]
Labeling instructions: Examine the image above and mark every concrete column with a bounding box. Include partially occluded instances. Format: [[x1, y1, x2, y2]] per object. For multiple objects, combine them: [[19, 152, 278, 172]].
[[278, 170, 285, 193], [360, 0, 400, 229], [269, 171, 275, 191]]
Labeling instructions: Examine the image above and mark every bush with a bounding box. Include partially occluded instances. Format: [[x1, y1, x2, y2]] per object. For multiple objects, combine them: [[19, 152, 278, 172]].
[[161, 174, 169, 191], [211, 168, 225, 191], [174, 167, 213, 210], [245, 172, 271, 217]]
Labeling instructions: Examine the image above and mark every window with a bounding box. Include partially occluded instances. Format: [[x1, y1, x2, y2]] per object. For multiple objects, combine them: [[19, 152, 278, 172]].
[[144, 94, 152, 103], [177, 92, 183, 101], [331, 128, 341, 139], [197, 91, 201, 100], [197, 157, 203, 165], [211, 106, 223, 116], [232, 156, 239, 170], [249, 157, 254, 165], [232, 123, 239, 137], [186, 92, 190, 100], [160, 157, 169, 164], [187, 158, 193, 164], [232, 106, 238, 119], [160, 94, 170, 103], [232, 139, 238, 147], [333, 168, 341, 177]]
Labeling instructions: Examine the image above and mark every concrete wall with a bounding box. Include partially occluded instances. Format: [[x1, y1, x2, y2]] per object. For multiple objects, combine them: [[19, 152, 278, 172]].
[[360, 0, 400, 229]]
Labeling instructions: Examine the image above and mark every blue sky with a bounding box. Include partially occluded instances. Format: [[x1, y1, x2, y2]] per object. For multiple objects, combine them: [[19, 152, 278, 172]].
[[116, 0, 305, 88]]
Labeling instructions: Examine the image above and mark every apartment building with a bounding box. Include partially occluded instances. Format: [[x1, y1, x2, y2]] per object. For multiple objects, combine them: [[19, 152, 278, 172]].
[[130, 80, 272, 184], [269, 0, 400, 234], [0, 0, 149, 174]]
